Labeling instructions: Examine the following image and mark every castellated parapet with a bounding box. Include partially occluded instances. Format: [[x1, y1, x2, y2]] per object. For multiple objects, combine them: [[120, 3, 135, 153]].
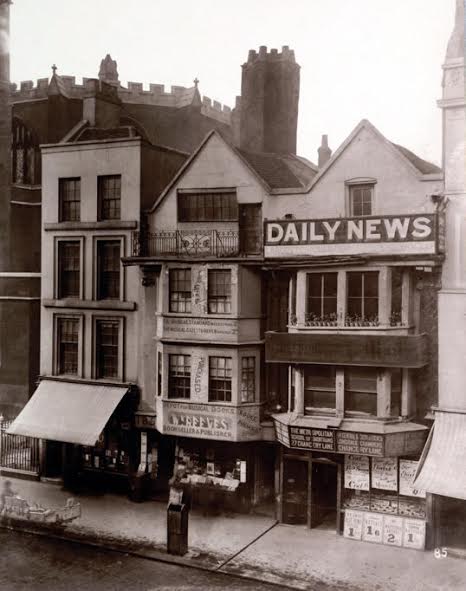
[[10, 77, 231, 125]]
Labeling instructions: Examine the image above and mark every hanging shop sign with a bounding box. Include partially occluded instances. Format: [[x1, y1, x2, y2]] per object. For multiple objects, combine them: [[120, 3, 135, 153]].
[[274, 419, 428, 457], [265, 332, 429, 368], [344, 455, 370, 491], [399, 460, 426, 498], [264, 213, 438, 257], [161, 401, 261, 442], [134, 413, 157, 429], [371, 457, 398, 491]]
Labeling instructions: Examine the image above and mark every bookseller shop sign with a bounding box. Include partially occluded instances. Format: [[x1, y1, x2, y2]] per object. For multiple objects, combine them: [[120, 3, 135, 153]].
[[274, 421, 428, 457], [162, 401, 261, 442], [264, 213, 437, 257]]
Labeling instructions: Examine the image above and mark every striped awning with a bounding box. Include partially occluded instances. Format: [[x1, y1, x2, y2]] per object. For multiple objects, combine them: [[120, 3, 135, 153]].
[[7, 379, 129, 446], [414, 411, 466, 501]]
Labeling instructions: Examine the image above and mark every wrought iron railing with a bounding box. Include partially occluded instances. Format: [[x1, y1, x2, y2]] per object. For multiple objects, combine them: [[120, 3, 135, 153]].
[[0, 417, 40, 475], [132, 229, 244, 258]]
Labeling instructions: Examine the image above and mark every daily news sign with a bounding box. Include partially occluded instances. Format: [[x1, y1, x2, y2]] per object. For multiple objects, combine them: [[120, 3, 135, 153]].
[[264, 213, 438, 257]]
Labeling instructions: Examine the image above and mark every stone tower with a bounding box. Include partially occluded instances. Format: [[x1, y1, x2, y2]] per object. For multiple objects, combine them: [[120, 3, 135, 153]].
[[237, 45, 300, 154], [0, 0, 11, 271]]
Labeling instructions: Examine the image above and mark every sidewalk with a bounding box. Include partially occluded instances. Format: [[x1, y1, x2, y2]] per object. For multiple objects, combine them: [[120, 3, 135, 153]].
[[1, 475, 465, 591]]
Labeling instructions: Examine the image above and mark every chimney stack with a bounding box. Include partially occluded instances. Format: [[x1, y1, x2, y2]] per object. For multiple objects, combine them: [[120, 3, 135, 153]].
[[318, 135, 332, 167], [83, 79, 122, 129], [236, 45, 300, 154]]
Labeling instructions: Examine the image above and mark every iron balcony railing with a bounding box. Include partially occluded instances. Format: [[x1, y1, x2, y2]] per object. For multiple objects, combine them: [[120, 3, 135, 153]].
[[132, 229, 260, 258]]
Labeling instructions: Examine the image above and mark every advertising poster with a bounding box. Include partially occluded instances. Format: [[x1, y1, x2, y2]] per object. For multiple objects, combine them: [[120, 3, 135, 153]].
[[403, 519, 426, 550], [399, 459, 426, 498], [362, 512, 384, 544], [383, 516, 403, 546], [344, 455, 370, 490], [343, 510, 364, 540], [372, 457, 398, 490]]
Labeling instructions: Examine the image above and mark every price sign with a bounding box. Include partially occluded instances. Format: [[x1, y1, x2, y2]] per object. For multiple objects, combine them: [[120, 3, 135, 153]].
[[362, 512, 383, 544], [383, 516, 403, 547], [403, 519, 426, 550], [343, 510, 363, 540]]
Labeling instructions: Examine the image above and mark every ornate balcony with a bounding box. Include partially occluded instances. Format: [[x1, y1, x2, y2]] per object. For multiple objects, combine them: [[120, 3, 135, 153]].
[[132, 229, 245, 258]]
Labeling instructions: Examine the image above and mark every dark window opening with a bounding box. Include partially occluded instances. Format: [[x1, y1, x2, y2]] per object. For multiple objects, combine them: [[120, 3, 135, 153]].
[[97, 240, 121, 300], [307, 273, 338, 325], [96, 320, 119, 379], [58, 241, 80, 298], [178, 191, 238, 222], [57, 318, 79, 375], [347, 271, 379, 324], [59, 178, 81, 222]]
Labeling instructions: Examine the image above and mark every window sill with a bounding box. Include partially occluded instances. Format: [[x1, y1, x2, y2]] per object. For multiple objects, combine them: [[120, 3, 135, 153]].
[[289, 324, 412, 334], [44, 221, 138, 231], [44, 299, 136, 311]]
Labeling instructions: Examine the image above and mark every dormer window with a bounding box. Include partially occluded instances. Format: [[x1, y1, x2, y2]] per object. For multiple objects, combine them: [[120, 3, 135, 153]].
[[349, 183, 374, 217]]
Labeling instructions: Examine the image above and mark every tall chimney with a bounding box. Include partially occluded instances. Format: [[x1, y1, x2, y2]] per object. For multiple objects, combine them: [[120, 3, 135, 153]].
[[83, 79, 122, 128], [0, 0, 11, 272], [318, 134, 332, 167], [237, 45, 300, 154]]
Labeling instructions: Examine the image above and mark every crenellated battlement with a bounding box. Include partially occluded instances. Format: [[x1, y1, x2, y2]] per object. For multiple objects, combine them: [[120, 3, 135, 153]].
[[243, 45, 296, 67], [10, 76, 231, 124]]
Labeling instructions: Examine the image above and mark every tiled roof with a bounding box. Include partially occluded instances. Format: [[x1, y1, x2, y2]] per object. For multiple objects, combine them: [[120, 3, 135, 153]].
[[238, 149, 316, 189], [391, 143, 442, 174]]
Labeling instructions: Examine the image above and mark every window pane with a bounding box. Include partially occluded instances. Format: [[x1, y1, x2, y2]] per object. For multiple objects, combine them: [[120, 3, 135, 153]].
[[57, 318, 79, 375], [345, 367, 377, 415], [177, 192, 238, 222], [208, 270, 232, 314], [169, 268, 192, 313], [97, 241, 120, 299], [241, 357, 255, 403], [391, 268, 403, 325], [98, 175, 121, 221], [350, 185, 373, 217], [209, 356, 232, 402], [59, 178, 81, 222], [168, 354, 191, 399], [96, 320, 119, 379], [58, 241, 80, 298], [304, 365, 335, 411]]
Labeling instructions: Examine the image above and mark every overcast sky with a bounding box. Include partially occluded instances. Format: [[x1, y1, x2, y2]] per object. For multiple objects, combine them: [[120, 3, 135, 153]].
[[10, 1, 455, 165]]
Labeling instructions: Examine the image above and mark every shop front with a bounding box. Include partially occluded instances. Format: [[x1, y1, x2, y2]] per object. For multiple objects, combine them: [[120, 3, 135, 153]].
[[274, 416, 431, 550]]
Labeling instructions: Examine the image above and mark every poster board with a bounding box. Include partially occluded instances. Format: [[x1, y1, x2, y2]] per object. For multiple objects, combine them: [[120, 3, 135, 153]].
[[344, 455, 370, 490], [343, 510, 364, 540], [383, 516, 403, 546], [371, 457, 398, 490], [399, 459, 426, 498]]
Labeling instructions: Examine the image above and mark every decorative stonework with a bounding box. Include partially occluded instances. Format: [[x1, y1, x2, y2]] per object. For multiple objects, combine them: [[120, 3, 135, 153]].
[[99, 54, 119, 83]]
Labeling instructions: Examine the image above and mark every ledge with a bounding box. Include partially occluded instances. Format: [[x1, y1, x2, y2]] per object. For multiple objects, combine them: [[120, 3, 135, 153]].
[[43, 299, 137, 311], [44, 221, 138, 231]]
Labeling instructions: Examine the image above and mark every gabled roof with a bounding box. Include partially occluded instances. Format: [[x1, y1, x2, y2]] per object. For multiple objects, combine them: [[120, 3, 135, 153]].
[[307, 119, 442, 192], [390, 143, 442, 174], [237, 149, 316, 189], [147, 129, 314, 212]]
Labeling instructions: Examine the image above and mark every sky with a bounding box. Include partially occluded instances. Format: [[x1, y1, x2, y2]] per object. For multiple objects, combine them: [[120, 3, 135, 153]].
[[10, 0, 455, 165]]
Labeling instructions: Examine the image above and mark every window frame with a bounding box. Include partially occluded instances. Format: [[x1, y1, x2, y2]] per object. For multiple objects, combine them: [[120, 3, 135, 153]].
[[54, 314, 83, 377], [59, 177, 81, 222], [177, 189, 238, 222], [98, 174, 122, 221], [168, 354, 191, 399], [95, 237, 124, 301], [346, 270, 379, 324], [169, 268, 192, 313], [209, 356, 233, 403], [240, 356, 256, 403], [347, 181, 375, 217], [55, 237, 84, 300], [208, 269, 232, 315], [93, 316, 124, 381], [344, 366, 379, 417], [306, 272, 338, 325], [303, 364, 337, 414]]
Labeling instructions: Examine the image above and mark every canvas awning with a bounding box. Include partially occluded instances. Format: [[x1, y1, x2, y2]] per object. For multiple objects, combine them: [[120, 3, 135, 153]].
[[414, 411, 466, 501], [7, 379, 129, 446]]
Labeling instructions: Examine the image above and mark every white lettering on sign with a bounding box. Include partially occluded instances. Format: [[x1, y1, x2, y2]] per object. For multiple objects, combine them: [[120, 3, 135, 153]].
[[264, 214, 436, 247]]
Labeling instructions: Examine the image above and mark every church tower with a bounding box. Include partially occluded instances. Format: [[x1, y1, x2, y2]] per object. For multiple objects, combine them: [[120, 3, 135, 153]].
[[0, 0, 11, 271]]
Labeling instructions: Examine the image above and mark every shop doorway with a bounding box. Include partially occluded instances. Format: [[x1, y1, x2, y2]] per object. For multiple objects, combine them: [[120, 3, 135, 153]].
[[283, 458, 308, 525], [310, 460, 338, 529]]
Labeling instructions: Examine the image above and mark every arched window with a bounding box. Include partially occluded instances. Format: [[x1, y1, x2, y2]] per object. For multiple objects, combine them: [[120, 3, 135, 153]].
[[12, 117, 40, 185]]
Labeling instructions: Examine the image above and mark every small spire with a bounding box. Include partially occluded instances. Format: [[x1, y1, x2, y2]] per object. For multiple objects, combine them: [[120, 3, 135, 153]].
[[193, 77, 199, 88], [51, 64, 57, 76]]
